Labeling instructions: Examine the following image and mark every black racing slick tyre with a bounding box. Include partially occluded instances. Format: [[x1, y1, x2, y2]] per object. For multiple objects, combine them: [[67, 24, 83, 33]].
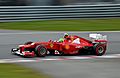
[[93, 44, 106, 56], [24, 41, 33, 45], [35, 45, 47, 57]]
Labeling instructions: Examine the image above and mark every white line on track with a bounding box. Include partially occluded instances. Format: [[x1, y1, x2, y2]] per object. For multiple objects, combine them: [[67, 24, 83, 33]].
[[0, 54, 120, 63]]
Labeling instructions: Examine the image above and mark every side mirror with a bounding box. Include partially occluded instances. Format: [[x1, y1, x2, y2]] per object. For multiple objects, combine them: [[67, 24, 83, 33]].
[[49, 40, 52, 42]]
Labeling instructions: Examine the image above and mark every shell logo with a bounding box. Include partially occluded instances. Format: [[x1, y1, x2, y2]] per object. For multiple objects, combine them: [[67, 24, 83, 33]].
[[50, 43, 54, 48], [65, 44, 70, 50]]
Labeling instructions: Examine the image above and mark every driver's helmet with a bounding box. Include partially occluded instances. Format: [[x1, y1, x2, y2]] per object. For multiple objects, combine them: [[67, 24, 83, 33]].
[[58, 38, 64, 42], [64, 33, 69, 38]]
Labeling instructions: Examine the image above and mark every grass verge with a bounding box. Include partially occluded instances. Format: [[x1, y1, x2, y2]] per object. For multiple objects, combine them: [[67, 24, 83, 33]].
[[0, 18, 120, 31], [0, 63, 51, 78]]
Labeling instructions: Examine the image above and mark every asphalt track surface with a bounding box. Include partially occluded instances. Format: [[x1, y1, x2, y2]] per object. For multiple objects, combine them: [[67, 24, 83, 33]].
[[0, 30, 120, 78]]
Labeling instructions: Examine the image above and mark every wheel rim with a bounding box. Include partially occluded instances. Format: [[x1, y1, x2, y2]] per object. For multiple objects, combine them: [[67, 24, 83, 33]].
[[98, 46, 104, 54], [39, 48, 46, 55]]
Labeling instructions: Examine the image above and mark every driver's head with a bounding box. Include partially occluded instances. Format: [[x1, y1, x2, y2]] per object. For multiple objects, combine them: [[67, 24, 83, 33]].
[[64, 33, 69, 38]]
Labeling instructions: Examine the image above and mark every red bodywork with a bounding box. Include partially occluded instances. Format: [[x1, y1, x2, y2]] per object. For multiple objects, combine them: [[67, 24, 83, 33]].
[[16, 35, 107, 57]]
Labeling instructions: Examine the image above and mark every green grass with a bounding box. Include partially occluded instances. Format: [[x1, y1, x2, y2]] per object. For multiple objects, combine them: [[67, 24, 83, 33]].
[[0, 18, 120, 31], [0, 63, 51, 78]]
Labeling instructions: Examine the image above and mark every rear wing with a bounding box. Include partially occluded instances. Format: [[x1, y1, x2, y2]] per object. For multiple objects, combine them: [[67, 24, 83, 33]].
[[89, 34, 107, 40], [89, 34, 107, 43]]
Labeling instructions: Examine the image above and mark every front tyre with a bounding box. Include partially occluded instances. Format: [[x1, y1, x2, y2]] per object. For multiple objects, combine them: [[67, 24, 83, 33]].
[[93, 44, 106, 56], [35, 45, 47, 57]]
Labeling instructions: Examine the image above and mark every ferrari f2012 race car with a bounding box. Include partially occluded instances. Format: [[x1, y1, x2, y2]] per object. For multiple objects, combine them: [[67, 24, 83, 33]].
[[11, 34, 107, 57]]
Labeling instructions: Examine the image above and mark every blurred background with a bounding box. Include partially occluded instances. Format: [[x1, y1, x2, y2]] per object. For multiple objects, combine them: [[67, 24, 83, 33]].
[[0, 0, 120, 6]]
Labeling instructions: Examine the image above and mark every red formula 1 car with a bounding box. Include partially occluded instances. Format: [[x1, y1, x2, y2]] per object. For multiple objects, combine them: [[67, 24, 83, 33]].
[[11, 34, 107, 57]]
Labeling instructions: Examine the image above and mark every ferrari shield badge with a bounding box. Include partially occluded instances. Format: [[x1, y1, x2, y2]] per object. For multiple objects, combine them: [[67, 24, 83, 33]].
[[50, 43, 54, 48]]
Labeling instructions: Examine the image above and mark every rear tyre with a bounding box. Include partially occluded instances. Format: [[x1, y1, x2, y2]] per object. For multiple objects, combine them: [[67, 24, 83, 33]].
[[35, 45, 47, 57], [93, 44, 106, 56]]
